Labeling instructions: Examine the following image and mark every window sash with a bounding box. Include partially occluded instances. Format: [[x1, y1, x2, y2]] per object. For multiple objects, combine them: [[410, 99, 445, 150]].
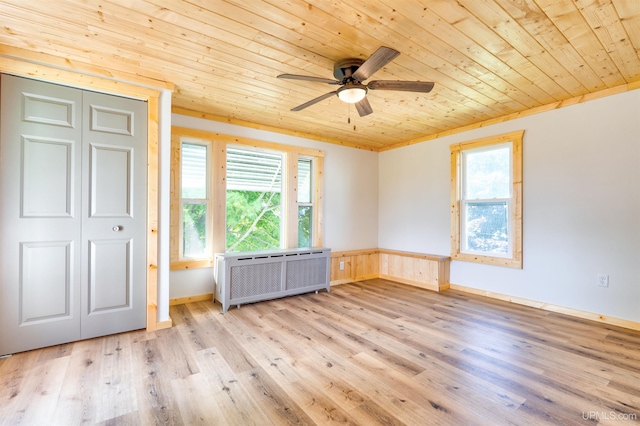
[[297, 157, 314, 247], [460, 198, 512, 257], [297, 205, 313, 247], [180, 140, 211, 261], [460, 143, 513, 258], [461, 143, 512, 200], [298, 157, 313, 203], [181, 199, 210, 259], [181, 142, 208, 199]]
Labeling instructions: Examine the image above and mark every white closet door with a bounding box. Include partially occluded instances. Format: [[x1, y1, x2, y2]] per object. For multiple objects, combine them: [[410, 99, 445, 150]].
[[0, 75, 83, 354], [0, 74, 147, 355], [80, 90, 147, 339]]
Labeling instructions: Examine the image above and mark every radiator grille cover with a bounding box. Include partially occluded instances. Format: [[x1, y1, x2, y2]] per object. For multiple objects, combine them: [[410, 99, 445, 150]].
[[215, 248, 330, 311], [230, 262, 282, 299], [286, 257, 327, 290]]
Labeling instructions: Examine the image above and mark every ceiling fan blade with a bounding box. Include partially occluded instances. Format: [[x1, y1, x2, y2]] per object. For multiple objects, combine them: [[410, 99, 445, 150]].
[[368, 80, 435, 93], [354, 97, 373, 117], [352, 46, 401, 82], [291, 91, 338, 111], [278, 74, 340, 84]]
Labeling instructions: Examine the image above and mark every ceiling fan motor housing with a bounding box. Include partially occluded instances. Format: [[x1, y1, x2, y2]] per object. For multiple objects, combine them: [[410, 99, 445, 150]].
[[333, 58, 365, 82]]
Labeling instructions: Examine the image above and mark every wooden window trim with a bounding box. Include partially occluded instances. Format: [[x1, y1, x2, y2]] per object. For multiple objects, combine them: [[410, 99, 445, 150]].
[[285, 152, 299, 249], [450, 130, 523, 269], [170, 126, 324, 270]]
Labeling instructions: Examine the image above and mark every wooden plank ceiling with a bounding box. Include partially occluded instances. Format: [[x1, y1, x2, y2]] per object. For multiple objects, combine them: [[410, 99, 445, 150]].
[[1, 0, 639, 151]]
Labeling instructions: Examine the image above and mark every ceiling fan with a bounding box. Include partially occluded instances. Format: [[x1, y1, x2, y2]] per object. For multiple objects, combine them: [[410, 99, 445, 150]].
[[277, 46, 434, 117]]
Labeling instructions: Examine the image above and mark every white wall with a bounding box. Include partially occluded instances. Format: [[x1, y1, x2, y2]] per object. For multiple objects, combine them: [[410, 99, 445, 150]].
[[379, 90, 640, 322], [170, 114, 379, 299]]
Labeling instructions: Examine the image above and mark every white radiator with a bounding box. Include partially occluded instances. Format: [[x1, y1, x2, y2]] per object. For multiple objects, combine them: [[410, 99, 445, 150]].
[[214, 248, 331, 312]]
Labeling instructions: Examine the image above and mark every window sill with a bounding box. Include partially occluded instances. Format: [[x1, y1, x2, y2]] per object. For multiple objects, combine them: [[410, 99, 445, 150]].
[[452, 252, 522, 269], [170, 258, 214, 271]]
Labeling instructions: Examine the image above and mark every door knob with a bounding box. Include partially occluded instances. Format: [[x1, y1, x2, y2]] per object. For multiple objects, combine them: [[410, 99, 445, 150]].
[[112, 226, 122, 232]]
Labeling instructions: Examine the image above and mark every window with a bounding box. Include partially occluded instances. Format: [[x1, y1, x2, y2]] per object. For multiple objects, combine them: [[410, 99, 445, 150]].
[[451, 131, 523, 268], [297, 157, 314, 247], [181, 141, 210, 259], [170, 127, 324, 269], [226, 147, 283, 252]]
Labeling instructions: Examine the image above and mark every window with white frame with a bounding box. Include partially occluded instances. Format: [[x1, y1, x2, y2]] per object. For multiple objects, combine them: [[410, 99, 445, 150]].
[[451, 131, 523, 268], [180, 141, 211, 259], [297, 157, 314, 247]]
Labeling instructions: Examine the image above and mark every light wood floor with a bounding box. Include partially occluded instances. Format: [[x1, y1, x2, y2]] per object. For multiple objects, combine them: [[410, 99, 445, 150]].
[[1, 279, 640, 425]]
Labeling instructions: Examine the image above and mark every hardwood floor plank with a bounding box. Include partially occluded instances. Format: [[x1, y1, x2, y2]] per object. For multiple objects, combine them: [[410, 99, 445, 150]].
[[195, 347, 270, 425], [239, 366, 317, 425], [52, 338, 104, 424], [170, 303, 219, 353], [607, 371, 640, 399], [95, 411, 141, 426], [131, 337, 184, 425], [348, 400, 407, 426], [35, 342, 74, 363], [349, 351, 469, 425], [170, 373, 226, 424], [95, 334, 138, 423], [199, 321, 257, 374], [224, 311, 387, 424], [298, 345, 415, 425], [217, 310, 310, 388], [155, 327, 200, 380], [3, 356, 69, 425], [456, 347, 613, 423], [282, 379, 360, 425], [0, 349, 41, 404], [294, 353, 370, 413], [2, 279, 640, 425]]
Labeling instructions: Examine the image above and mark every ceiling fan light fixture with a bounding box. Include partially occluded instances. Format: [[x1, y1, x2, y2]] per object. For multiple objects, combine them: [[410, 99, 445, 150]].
[[337, 84, 367, 103]]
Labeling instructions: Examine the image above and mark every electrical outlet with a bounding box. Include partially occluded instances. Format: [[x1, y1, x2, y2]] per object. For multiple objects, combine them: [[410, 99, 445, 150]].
[[339, 261, 345, 270], [597, 274, 609, 287]]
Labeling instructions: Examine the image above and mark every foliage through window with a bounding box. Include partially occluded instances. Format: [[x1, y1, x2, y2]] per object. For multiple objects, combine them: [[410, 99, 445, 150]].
[[226, 147, 283, 252], [451, 131, 523, 268], [170, 127, 324, 269]]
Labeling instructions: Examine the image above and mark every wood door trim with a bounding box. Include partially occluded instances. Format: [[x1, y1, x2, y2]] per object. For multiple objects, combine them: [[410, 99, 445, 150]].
[[0, 54, 167, 332]]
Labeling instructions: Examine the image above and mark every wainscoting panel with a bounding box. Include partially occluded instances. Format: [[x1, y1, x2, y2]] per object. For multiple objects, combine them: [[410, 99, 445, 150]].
[[330, 249, 379, 285], [330, 248, 450, 292]]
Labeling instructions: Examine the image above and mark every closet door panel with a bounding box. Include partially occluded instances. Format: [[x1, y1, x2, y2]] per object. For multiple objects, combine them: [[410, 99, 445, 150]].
[[0, 74, 82, 355], [89, 144, 132, 217], [80, 90, 147, 340], [21, 136, 75, 217], [88, 239, 132, 312], [20, 241, 73, 322]]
